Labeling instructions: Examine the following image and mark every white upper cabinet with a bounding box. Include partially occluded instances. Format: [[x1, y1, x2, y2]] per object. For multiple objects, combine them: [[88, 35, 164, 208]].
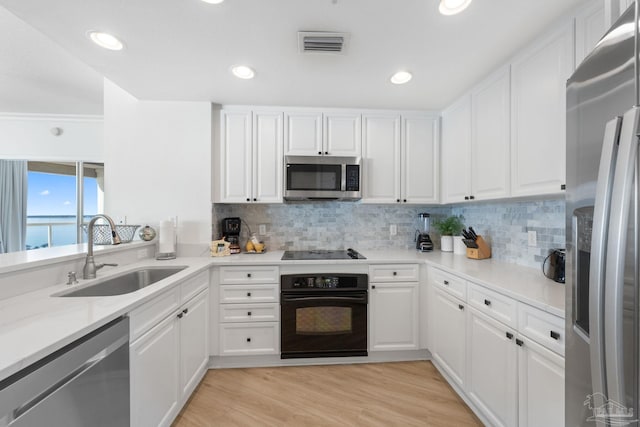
[[402, 115, 439, 204], [362, 114, 401, 203], [217, 109, 283, 203], [575, 0, 605, 66], [323, 112, 362, 157], [284, 110, 361, 157], [362, 113, 438, 204], [442, 67, 510, 204], [441, 96, 472, 204], [252, 111, 284, 203], [284, 111, 323, 155], [510, 21, 574, 197], [471, 66, 511, 201], [219, 110, 252, 203]]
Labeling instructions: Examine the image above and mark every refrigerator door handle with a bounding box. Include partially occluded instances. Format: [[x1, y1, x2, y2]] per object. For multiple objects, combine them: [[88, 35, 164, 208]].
[[589, 116, 622, 405], [604, 106, 640, 406]]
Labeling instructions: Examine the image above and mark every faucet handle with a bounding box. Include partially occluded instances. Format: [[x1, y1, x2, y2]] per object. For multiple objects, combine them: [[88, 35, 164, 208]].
[[67, 271, 79, 285]]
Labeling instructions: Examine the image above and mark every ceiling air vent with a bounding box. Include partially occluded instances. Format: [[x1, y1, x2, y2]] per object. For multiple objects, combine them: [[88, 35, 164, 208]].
[[298, 31, 349, 54]]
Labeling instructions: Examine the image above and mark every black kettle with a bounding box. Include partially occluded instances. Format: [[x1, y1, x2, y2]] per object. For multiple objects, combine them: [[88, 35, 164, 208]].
[[543, 249, 566, 283]]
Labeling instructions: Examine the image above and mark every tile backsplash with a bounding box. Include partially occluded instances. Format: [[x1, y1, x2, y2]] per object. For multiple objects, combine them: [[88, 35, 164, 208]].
[[212, 197, 566, 269]]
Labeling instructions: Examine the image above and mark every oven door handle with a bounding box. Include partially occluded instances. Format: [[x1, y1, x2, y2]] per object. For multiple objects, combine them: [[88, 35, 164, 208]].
[[282, 295, 367, 303]]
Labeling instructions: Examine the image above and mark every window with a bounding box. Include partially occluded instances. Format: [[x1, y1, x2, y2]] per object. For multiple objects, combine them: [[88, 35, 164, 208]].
[[25, 162, 103, 250]]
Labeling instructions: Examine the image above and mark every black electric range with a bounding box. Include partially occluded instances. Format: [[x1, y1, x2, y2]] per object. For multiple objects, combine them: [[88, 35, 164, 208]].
[[281, 248, 366, 260]]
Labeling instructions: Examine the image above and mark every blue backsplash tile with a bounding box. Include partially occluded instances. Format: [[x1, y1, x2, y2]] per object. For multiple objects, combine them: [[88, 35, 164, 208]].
[[212, 197, 565, 269]]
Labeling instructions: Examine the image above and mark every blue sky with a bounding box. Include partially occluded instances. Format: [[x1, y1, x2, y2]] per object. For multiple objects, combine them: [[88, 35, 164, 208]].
[[27, 172, 98, 216]]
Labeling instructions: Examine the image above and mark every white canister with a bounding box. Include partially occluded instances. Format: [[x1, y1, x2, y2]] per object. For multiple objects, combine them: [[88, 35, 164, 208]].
[[440, 235, 454, 252], [453, 236, 466, 255]]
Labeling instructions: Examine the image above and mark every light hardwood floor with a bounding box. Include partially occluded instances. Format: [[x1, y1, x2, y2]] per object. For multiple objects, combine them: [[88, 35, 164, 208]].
[[173, 361, 482, 426]]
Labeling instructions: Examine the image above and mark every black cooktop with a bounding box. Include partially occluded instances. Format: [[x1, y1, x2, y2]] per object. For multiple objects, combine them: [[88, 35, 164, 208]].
[[281, 248, 366, 260]]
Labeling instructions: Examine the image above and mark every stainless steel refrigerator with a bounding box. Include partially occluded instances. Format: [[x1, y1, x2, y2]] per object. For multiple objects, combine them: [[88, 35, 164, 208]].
[[566, 3, 640, 426]]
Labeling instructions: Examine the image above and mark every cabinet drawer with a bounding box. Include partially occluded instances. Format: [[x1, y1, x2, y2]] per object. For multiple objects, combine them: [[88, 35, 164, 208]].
[[219, 303, 280, 323], [369, 264, 419, 282], [219, 266, 279, 284], [129, 287, 180, 342], [181, 271, 209, 303], [220, 322, 279, 355], [429, 267, 466, 300], [518, 303, 565, 356], [219, 284, 279, 303], [468, 283, 517, 328]]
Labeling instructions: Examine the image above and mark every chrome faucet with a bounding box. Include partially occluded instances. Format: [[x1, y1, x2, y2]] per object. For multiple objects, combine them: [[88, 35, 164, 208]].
[[83, 214, 121, 279]]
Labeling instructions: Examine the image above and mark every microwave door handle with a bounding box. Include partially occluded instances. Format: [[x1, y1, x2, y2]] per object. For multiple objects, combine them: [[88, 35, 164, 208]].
[[341, 163, 347, 191], [588, 116, 622, 405], [604, 106, 640, 406]]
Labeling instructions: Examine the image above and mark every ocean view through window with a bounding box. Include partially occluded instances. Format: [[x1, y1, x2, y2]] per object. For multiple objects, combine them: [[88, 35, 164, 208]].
[[25, 162, 103, 250]]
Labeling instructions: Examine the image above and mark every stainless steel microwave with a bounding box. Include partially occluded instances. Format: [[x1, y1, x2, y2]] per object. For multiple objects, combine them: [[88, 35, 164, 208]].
[[284, 156, 362, 201]]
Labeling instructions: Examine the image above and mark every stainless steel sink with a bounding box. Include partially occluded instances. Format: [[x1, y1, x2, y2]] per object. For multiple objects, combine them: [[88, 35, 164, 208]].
[[58, 266, 187, 297]]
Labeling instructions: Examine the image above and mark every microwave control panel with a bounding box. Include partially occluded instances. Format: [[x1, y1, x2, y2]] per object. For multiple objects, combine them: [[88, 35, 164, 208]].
[[345, 165, 360, 191]]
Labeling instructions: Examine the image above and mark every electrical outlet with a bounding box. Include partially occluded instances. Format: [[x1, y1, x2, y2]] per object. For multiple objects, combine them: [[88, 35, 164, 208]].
[[528, 230, 537, 247], [390, 224, 397, 236], [259, 224, 267, 235]]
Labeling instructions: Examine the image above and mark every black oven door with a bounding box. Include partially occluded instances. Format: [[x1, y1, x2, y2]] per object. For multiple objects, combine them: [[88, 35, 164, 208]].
[[280, 292, 368, 358]]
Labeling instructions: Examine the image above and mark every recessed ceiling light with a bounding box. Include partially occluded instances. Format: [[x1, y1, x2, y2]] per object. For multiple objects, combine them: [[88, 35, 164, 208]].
[[88, 31, 124, 50], [390, 71, 412, 85], [439, 0, 473, 15], [201, 0, 224, 3], [231, 65, 255, 79]]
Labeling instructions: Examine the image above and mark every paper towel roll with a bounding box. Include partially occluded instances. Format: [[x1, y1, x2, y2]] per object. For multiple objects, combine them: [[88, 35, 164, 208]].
[[158, 219, 175, 254]]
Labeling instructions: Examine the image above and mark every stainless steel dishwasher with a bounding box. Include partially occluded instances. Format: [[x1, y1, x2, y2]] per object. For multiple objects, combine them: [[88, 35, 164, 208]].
[[0, 316, 130, 426]]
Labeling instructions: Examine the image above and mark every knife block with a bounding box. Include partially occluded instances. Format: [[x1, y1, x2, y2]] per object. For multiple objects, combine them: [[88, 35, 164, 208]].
[[467, 236, 491, 260]]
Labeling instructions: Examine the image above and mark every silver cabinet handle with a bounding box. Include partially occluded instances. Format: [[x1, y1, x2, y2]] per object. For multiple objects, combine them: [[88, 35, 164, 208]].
[[604, 106, 640, 405], [589, 116, 622, 402]]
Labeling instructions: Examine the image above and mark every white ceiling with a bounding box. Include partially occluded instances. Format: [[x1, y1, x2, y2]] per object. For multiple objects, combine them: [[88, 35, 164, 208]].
[[1, 0, 588, 112], [0, 7, 103, 114]]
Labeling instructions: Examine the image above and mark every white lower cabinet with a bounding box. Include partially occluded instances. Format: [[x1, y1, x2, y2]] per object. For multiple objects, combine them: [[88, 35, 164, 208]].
[[428, 269, 565, 427], [431, 288, 466, 388], [370, 282, 419, 350], [218, 265, 280, 356], [517, 336, 565, 427], [466, 307, 518, 427], [131, 313, 180, 427], [130, 288, 210, 427]]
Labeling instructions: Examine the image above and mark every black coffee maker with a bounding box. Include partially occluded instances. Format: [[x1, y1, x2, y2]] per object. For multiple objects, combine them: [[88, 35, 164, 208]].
[[415, 213, 433, 252], [543, 248, 565, 283], [221, 217, 241, 254]]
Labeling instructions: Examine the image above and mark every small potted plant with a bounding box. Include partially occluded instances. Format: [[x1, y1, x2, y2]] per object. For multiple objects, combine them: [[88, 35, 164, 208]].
[[433, 215, 464, 252]]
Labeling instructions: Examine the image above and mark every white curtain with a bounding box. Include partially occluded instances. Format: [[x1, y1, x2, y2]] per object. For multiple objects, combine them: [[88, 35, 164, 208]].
[[0, 160, 28, 253]]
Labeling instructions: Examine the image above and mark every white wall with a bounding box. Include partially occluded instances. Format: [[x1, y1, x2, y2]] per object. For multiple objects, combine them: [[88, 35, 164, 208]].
[[0, 113, 103, 161], [103, 79, 212, 255]]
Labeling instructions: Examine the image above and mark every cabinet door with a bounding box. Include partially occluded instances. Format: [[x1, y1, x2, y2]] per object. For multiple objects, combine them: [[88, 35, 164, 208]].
[[131, 315, 180, 427], [370, 282, 419, 350], [179, 290, 209, 401], [284, 111, 323, 155], [323, 112, 362, 156], [575, 0, 605, 66], [431, 288, 467, 388], [471, 66, 511, 200], [361, 114, 401, 203], [518, 337, 565, 427], [402, 115, 439, 204], [466, 308, 518, 427], [441, 96, 472, 203], [219, 110, 252, 203], [252, 111, 283, 203], [510, 23, 573, 197]]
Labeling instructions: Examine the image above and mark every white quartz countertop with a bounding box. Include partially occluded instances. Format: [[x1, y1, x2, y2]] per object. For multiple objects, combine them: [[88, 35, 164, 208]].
[[0, 248, 565, 382], [0, 257, 211, 381], [211, 249, 565, 318]]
